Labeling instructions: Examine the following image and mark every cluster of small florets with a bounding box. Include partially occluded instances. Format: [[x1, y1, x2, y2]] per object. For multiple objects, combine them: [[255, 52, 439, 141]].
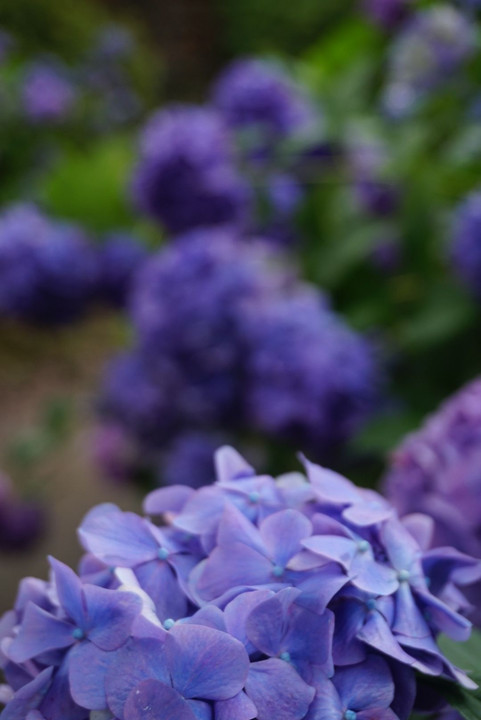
[[384, 377, 481, 624], [0, 204, 147, 325], [0, 446, 479, 720], [131, 59, 323, 243], [450, 191, 481, 298], [21, 60, 77, 125], [383, 5, 476, 117], [0, 473, 44, 552], [98, 229, 380, 481]]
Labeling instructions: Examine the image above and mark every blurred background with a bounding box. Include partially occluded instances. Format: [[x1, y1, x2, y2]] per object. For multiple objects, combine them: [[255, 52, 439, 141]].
[[1, 0, 481, 614]]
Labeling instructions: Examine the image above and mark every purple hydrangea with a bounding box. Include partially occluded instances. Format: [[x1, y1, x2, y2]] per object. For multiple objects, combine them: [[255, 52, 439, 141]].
[[131, 105, 251, 234], [383, 6, 476, 117], [384, 378, 481, 625], [361, 0, 412, 29], [0, 474, 45, 552], [211, 58, 316, 140], [1, 446, 479, 720], [98, 229, 380, 480], [450, 191, 481, 298], [95, 233, 149, 308], [0, 204, 97, 325], [22, 61, 77, 124]]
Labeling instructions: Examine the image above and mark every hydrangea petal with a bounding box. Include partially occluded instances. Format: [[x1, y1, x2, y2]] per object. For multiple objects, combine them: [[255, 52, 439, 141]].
[[8, 604, 74, 662], [123, 679, 197, 720], [84, 585, 141, 651], [246, 658, 315, 720]]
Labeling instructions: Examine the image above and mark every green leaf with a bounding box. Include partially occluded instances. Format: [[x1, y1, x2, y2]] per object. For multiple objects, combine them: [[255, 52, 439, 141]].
[[438, 629, 481, 677]]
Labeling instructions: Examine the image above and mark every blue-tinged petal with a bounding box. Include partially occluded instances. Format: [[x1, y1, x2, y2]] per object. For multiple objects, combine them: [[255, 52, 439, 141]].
[[246, 658, 315, 720], [105, 638, 169, 720], [357, 710, 399, 720], [0, 667, 52, 720], [342, 500, 392, 527], [123, 680, 197, 720], [84, 585, 141, 651], [350, 554, 398, 596], [215, 691, 257, 720], [245, 593, 286, 656], [392, 582, 431, 638], [39, 659, 86, 720], [214, 446, 255, 482], [259, 510, 312, 566], [333, 656, 394, 711], [295, 565, 349, 615], [332, 599, 367, 666], [302, 457, 361, 505], [224, 590, 274, 650], [402, 514, 434, 551], [173, 488, 225, 536], [143, 485, 195, 515], [68, 642, 111, 710], [422, 547, 481, 595], [189, 699, 213, 720], [197, 543, 272, 601], [395, 634, 444, 676], [287, 607, 334, 675], [381, 518, 420, 573], [301, 536, 355, 568], [415, 588, 472, 641], [135, 560, 187, 622], [304, 671, 342, 720], [216, 505, 265, 555], [48, 557, 85, 628], [167, 624, 249, 700], [8, 604, 74, 662], [184, 606, 226, 631], [389, 660, 416, 720], [78, 505, 158, 566], [357, 610, 417, 668]]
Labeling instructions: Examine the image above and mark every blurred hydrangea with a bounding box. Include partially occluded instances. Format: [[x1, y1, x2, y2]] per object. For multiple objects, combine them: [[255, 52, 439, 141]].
[[95, 232, 149, 308], [384, 378, 481, 624], [0, 473, 45, 552], [383, 6, 476, 117], [362, 0, 411, 28], [450, 191, 481, 298], [131, 105, 251, 234], [0, 204, 97, 325], [22, 60, 77, 124], [98, 229, 381, 483], [0, 29, 13, 65], [1, 447, 479, 719]]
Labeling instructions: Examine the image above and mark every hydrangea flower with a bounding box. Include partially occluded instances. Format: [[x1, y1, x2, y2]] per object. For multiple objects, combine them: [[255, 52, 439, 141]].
[[384, 377, 481, 625], [1, 447, 479, 720], [131, 105, 251, 233], [22, 61, 77, 124], [361, 0, 411, 29], [0, 204, 97, 325], [450, 191, 481, 298], [95, 233, 149, 308], [0, 474, 44, 552], [383, 6, 476, 117], [98, 229, 380, 481]]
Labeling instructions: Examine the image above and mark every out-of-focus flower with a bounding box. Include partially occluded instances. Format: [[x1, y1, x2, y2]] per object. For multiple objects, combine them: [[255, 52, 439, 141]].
[[22, 61, 77, 124], [370, 236, 402, 273], [0, 29, 13, 65], [362, 0, 412, 29], [450, 191, 481, 297], [0, 473, 45, 552], [212, 58, 317, 141], [92, 24, 135, 61], [95, 232, 149, 308], [162, 431, 227, 488], [383, 6, 476, 117], [1, 447, 478, 719], [0, 204, 97, 325], [131, 105, 251, 234], [384, 378, 481, 624]]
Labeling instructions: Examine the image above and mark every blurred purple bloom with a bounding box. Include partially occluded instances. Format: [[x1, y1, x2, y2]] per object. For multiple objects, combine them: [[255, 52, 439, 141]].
[[163, 432, 225, 489], [22, 61, 77, 124], [370, 237, 402, 273], [450, 191, 481, 297], [131, 105, 251, 233], [0, 204, 97, 325], [362, 0, 411, 29], [96, 233, 149, 308], [0, 474, 45, 552], [384, 378, 481, 625], [0, 30, 13, 65]]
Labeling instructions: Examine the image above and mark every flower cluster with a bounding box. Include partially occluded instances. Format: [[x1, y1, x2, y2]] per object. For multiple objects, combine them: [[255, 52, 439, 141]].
[[450, 191, 481, 298], [361, 0, 411, 29], [1, 446, 479, 720], [131, 105, 251, 235], [0, 473, 44, 552], [0, 204, 97, 326], [21, 61, 77, 125], [384, 377, 481, 625], [98, 229, 380, 481], [383, 5, 476, 117], [95, 232, 149, 308]]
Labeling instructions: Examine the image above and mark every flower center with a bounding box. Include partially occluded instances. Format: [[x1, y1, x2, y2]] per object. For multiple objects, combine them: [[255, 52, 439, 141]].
[[163, 618, 175, 630], [157, 547, 169, 560], [397, 569, 410, 582], [72, 628, 85, 641], [344, 711, 357, 720], [248, 491, 260, 504], [365, 598, 377, 611], [280, 651, 291, 662], [356, 540, 370, 553], [272, 564, 285, 578]]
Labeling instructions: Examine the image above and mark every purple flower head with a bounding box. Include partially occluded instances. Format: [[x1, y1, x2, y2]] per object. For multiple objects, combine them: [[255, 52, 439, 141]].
[[0, 474, 45, 552], [1, 447, 479, 719], [450, 191, 481, 298], [93, 24, 135, 61], [370, 236, 402, 273], [131, 105, 251, 233], [95, 233, 149, 308], [212, 58, 317, 141], [22, 61, 77, 124], [0, 204, 97, 325], [383, 6, 476, 117], [384, 378, 481, 625], [91, 424, 140, 484], [362, 0, 412, 29], [163, 432, 227, 489]]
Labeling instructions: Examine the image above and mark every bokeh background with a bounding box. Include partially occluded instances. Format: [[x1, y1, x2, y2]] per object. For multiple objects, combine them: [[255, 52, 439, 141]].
[[1, 0, 481, 616]]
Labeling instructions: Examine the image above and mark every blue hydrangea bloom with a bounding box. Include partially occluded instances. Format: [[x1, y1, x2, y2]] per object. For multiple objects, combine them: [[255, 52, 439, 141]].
[[131, 105, 251, 233], [1, 447, 478, 720], [95, 233, 149, 308], [450, 191, 481, 298], [384, 378, 481, 626], [0, 204, 97, 325], [383, 6, 476, 117], [22, 61, 77, 124], [212, 58, 316, 140]]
